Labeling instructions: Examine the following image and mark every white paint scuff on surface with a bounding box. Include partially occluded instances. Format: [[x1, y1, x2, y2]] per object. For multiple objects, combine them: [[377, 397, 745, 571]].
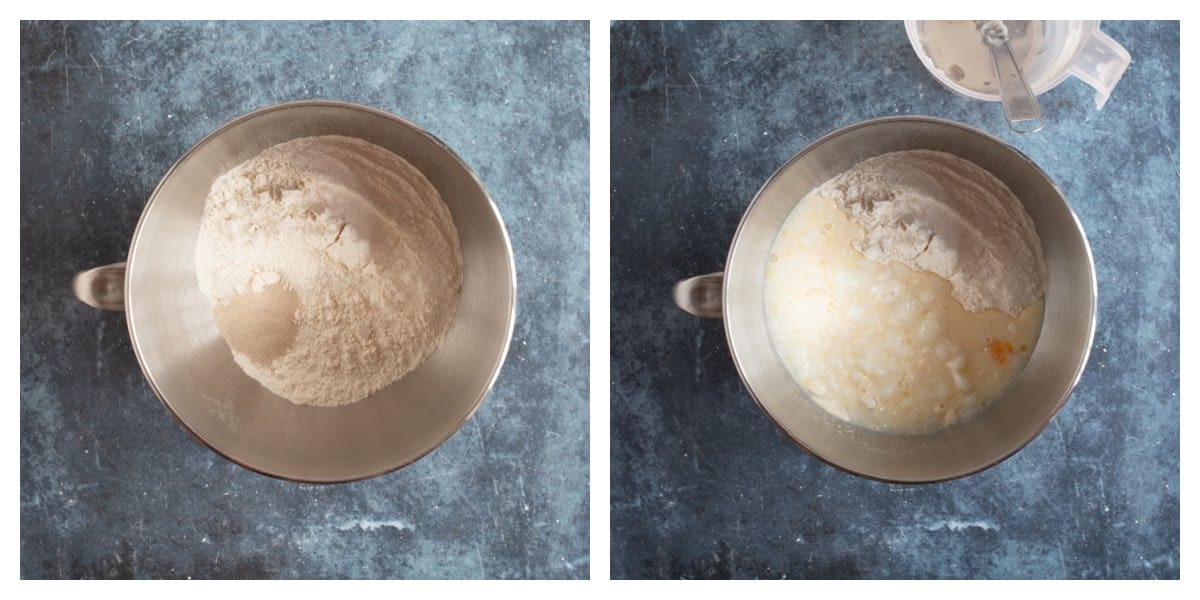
[[923, 519, 999, 532], [335, 518, 414, 533]]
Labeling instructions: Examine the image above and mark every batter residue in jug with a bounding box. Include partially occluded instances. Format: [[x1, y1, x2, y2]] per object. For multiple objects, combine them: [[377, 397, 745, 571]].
[[921, 20, 1046, 95], [763, 150, 1045, 434]]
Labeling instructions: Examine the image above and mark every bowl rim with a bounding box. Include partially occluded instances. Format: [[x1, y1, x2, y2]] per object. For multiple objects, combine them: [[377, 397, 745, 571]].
[[124, 99, 517, 484], [722, 114, 1097, 483]]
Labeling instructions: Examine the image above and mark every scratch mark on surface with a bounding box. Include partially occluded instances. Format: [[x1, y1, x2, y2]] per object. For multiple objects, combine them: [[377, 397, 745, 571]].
[[1123, 380, 1151, 396], [1053, 418, 1069, 455], [641, 69, 657, 89], [136, 94, 146, 137], [95, 319, 105, 377], [89, 52, 103, 82], [517, 474, 529, 512], [89, 429, 103, 471], [62, 23, 69, 102], [660, 22, 669, 122], [732, 111, 743, 150], [1166, 145, 1180, 178], [402, 469, 461, 484]]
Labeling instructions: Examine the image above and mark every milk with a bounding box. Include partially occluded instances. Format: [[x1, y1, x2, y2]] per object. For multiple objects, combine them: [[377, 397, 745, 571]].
[[764, 193, 1044, 434]]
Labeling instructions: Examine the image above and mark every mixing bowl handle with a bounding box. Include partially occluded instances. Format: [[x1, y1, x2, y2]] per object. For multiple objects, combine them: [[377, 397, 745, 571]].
[[672, 272, 723, 319], [72, 263, 126, 312]]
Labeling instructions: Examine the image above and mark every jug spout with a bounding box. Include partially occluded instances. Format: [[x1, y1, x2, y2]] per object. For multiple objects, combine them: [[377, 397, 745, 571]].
[[1069, 28, 1131, 110]]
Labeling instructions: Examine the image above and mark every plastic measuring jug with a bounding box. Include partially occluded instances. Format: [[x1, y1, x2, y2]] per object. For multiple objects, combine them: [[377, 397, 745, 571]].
[[905, 20, 1130, 111]]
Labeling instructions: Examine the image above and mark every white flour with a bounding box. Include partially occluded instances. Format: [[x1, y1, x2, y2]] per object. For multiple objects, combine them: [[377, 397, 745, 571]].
[[195, 135, 463, 406], [817, 150, 1044, 316]]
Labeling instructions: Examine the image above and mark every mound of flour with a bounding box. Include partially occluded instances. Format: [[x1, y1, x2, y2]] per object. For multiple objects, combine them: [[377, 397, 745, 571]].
[[817, 150, 1044, 316], [195, 135, 463, 406]]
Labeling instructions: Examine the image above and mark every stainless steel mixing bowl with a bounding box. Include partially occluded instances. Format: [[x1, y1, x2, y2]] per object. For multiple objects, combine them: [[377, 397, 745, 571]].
[[73, 100, 516, 483], [674, 116, 1096, 482]]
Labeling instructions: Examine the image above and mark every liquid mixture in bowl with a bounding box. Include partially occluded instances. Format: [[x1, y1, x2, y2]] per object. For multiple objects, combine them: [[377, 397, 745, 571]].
[[764, 150, 1045, 434]]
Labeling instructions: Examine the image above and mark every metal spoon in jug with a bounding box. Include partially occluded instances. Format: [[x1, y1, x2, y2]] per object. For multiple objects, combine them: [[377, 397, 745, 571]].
[[978, 20, 1045, 134]]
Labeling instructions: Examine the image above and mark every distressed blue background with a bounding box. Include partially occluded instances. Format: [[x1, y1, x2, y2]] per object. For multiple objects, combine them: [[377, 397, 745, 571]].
[[610, 21, 1178, 579], [21, 21, 589, 579]]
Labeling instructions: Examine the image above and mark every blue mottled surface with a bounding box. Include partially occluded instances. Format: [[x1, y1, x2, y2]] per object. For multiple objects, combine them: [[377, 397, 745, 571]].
[[21, 21, 589, 579], [611, 21, 1178, 579]]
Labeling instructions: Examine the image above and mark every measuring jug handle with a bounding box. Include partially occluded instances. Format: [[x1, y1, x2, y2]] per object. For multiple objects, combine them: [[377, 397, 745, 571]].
[[73, 263, 126, 312], [673, 272, 724, 319], [1069, 27, 1131, 110]]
